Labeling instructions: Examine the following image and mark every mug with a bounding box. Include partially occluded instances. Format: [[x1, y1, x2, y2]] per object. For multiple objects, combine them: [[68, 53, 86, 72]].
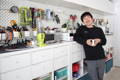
[[91, 39, 95, 46]]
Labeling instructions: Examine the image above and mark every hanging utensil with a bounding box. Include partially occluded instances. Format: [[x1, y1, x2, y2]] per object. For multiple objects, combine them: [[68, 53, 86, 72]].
[[10, 6, 19, 13], [19, 7, 32, 26], [46, 9, 51, 20], [55, 15, 60, 24]]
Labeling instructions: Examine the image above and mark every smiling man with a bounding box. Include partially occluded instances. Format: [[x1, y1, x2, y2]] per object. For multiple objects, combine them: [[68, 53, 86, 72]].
[[74, 12, 106, 80]]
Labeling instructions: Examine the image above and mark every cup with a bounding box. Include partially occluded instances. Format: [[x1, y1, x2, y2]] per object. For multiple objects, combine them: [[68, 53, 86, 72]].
[[91, 40, 95, 46]]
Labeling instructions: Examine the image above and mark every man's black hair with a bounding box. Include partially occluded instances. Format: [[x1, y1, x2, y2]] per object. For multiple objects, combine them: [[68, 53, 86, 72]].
[[81, 12, 93, 22]]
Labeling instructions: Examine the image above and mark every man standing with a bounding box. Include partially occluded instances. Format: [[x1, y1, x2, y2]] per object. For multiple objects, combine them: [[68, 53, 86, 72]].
[[74, 12, 106, 80]]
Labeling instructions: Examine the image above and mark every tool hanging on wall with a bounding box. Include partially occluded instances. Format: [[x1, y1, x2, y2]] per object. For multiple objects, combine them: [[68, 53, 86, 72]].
[[30, 8, 45, 28], [19, 7, 32, 26], [46, 9, 51, 20], [30, 7, 35, 28], [50, 11, 56, 21], [39, 9, 45, 20], [10, 6, 19, 13], [55, 15, 60, 24]]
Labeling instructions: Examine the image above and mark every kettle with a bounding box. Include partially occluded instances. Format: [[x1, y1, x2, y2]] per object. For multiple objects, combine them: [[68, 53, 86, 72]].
[[36, 33, 47, 47]]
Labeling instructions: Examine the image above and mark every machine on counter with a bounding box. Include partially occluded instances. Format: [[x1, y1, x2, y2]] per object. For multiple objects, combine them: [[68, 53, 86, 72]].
[[54, 32, 74, 42]]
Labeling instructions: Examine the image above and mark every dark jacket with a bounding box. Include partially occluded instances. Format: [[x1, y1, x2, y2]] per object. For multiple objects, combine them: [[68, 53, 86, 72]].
[[74, 25, 106, 60]]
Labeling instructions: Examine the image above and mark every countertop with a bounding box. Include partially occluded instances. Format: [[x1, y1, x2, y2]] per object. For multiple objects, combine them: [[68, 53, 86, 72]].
[[0, 41, 77, 58]]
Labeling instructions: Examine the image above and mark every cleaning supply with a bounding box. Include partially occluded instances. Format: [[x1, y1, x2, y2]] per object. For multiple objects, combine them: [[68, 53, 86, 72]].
[[72, 63, 80, 78], [72, 63, 80, 72]]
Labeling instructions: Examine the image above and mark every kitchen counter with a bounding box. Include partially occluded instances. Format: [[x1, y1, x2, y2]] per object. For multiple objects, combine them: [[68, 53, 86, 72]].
[[0, 41, 76, 58]]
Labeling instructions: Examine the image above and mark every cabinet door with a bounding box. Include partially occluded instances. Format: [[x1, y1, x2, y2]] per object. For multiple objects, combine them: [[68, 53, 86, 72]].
[[0, 53, 31, 73], [31, 60, 53, 79], [72, 51, 82, 63], [1, 67, 32, 80], [53, 46, 69, 58], [54, 56, 68, 70], [31, 49, 53, 64], [71, 43, 83, 63], [71, 43, 85, 60]]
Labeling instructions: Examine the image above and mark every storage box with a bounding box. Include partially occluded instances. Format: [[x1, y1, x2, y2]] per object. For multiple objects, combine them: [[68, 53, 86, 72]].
[[33, 73, 52, 80], [54, 67, 68, 80]]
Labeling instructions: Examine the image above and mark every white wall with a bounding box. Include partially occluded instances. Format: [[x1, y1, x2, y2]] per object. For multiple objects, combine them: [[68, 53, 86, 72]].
[[112, 1, 120, 66]]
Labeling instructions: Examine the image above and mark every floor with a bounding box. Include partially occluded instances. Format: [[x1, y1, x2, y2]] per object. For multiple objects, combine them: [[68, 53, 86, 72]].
[[104, 67, 120, 80]]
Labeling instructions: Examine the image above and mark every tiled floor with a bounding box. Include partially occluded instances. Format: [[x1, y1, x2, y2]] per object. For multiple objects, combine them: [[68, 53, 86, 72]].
[[104, 67, 120, 80]]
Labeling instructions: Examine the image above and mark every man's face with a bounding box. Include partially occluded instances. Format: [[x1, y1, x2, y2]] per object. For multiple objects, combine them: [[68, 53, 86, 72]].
[[83, 15, 94, 28]]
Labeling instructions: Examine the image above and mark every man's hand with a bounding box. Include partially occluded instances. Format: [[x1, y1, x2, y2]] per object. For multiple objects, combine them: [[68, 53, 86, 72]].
[[86, 38, 101, 47], [94, 38, 101, 45], [86, 39, 92, 46]]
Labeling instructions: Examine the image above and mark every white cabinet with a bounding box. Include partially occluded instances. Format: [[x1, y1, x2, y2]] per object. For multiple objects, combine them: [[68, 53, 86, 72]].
[[31, 48, 53, 64], [54, 56, 68, 70], [1, 67, 32, 80], [53, 46, 69, 58], [71, 43, 84, 63], [31, 60, 53, 79], [0, 53, 31, 73], [53, 45, 69, 70], [0, 42, 85, 80]]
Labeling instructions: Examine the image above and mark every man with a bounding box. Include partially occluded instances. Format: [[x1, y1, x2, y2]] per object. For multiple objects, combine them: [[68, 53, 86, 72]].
[[74, 12, 106, 80]]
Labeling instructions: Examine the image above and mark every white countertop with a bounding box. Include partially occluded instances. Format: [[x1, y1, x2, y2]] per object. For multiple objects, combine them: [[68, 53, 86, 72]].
[[0, 41, 77, 58]]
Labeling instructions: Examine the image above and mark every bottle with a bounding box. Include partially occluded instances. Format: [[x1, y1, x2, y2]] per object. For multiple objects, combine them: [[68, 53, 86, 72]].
[[1, 27, 6, 41], [22, 27, 30, 37]]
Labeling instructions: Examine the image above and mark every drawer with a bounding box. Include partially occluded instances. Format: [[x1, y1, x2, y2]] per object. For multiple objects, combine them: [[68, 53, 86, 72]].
[[54, 56, 68, 70], [72, 52, 82, 63], [71, 43, 82, 53], [53, 46, 69, 58], [0, 67, 32, 80], [32, 49, 53, 64], [32, 60, 53, 79], [0, 53, 31, 73]]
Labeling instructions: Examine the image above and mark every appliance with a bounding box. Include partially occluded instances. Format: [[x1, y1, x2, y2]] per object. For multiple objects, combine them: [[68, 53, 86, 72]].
[[55, 32, 74, 41], [45, 33, 56, 44], [36, 33, 47, 47]]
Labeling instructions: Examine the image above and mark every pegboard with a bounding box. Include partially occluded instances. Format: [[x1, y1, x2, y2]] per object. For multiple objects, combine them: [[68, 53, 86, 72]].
[[0, 0, 17, 9], [0, 0, 19, 26], [0, 0, 105, 28]]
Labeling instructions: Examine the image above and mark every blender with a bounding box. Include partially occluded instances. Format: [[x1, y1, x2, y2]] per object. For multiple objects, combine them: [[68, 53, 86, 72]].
[[36, 33, 46, 47]]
